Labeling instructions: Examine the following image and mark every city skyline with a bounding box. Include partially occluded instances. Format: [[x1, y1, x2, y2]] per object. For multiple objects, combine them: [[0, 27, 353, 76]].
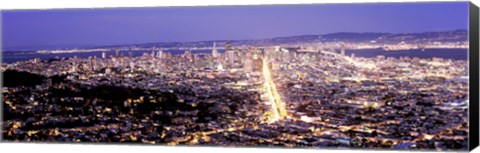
[[1, 2, 471, 151], [2, 2, 469, 50]]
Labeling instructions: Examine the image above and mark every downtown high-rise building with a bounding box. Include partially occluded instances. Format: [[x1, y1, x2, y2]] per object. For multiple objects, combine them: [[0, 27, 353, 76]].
[[281, 48, 290, 62], [184, 50, 193, 62], [243, 50, 253, 73], [129, 61, 135, 73], [157, 50, 164, 59], [226, 50, 235, 67], [115, 49, 120, 57], [102, 51, 107, 59], [225, 42, 235, 67], [89, 57, 95, 71], [212, 42, 219, 58]]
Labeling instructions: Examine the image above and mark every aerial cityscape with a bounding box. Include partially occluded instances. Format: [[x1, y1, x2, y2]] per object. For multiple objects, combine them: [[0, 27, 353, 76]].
[[1, 2, 470, 152]]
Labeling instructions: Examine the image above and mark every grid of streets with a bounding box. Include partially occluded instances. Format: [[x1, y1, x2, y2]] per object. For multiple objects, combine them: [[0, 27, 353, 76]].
[[2, 45, 469, 151]]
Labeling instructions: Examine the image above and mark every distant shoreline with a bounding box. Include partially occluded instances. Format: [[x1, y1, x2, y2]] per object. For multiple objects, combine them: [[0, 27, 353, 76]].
[[2, 47, 469, 55], [2, 48, 468, 64], [3, 29, 468, 53]]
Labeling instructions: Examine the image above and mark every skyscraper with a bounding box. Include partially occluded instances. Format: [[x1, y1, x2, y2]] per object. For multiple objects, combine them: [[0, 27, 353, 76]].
[[102, 51, 107, 59], [264, 47, 274, 61], [129, 61, 135, 73], [115, 49, 120, 58], [89, 57, 94, 71], [243, 50, 253, 73], [282, 49, 290, 62], [151, 50, 156, 64], [151, 50, 156, 58], [184, 50, 193, 62], [212, 42, 218, 58], [274, 46, 281, 52], [225, 42, 235, 67], [157, 50, 164, 59], [225, 42, 233, 51], [226, 50, 235, 67]]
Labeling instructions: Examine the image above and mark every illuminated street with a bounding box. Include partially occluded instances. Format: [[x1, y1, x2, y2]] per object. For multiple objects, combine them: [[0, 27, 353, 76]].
[[262, 58, 288, 123]]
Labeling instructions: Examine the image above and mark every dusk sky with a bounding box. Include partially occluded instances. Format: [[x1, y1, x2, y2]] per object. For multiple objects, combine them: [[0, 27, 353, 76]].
[[2, 2, 469, 50]]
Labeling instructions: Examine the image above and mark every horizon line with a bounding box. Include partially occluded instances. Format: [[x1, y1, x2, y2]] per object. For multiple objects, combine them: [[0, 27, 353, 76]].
[[3, 28, 468, 52]]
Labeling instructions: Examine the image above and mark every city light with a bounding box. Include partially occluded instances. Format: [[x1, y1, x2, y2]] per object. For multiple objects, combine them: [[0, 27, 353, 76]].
[[1, 32, 469, 150], [262, 58, 288, 123]]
